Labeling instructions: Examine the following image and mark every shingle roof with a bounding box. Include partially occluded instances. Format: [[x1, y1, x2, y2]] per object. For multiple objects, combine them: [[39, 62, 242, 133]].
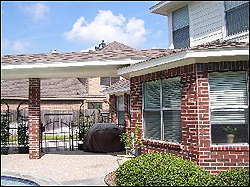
[[100, 78, 130, 94], [126, 40, 249, 67], [1, 78, 88, 98], [1, 41, 172, 98], [1, 41, 172, 65]]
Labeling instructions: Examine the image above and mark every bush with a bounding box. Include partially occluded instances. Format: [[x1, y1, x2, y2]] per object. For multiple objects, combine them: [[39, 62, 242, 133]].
[[115, 153, 213, 186], [213, 168, 249, 186]]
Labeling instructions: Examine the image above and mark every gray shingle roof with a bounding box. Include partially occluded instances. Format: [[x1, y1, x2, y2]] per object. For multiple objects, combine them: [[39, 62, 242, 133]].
[[1, 78, 88, 98], [1, 41, 172, 98], [127, 40, 249, 67], [1, 41, 172, 65], [100, 79, 130, 94]]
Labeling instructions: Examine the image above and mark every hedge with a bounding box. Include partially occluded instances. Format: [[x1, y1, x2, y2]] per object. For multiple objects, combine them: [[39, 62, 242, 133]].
[[115, 153, 213, 186], [115, 153, 249, 186]]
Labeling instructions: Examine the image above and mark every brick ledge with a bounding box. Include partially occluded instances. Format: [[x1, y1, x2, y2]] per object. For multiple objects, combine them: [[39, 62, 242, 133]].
[[142, 139, 182, 151]]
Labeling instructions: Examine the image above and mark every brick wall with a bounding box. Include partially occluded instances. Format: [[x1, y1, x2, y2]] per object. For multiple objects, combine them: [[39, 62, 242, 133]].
[[128, 61, 249, 174], [109, 94, 117, 123], [28, 78, 41, 159]]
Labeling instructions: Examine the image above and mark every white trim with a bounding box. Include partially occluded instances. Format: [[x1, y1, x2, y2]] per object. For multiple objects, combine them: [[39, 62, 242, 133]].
[[1, 59, 143, 80], [1, 96, 106, 101], [118, 48, 249, 77], [100, 86, 130, 95], [1, 59, 142, 70]]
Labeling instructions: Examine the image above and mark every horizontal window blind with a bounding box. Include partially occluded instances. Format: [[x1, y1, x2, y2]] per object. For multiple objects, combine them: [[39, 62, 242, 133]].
[[172, 5, 189, 31], [225, 2, 249, 36], [163, 110, 182, 142], [143, 77, 182, 142], [143, 111, 161, 140], [144, 80, 161, 109], [117, 96, 125, 125], [224, 1, 248, 11], [209, 71, 248, 126], [162, 77, 181, 109], [209, 71, 248, 109], [172, 5, 190, 49]]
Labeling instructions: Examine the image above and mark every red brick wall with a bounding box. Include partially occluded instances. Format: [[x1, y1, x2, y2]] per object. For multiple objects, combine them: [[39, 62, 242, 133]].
[[28, 78, 41, 159], [109, 94, 117, 123], [128, 61, 249, 174]]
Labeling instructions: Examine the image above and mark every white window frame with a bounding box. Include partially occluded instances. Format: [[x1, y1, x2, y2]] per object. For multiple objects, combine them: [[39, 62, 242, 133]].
[[208, 71, 249, 146], [142, 77, 182, 143], [223, 1, 249, 38], [172, 5, 190, 49]]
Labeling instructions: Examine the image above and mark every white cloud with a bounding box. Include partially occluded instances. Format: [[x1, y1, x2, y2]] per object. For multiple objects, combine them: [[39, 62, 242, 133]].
[[19, 2, 50, 21], [63, 10, 147, 47], [2, 39, 31, 52]]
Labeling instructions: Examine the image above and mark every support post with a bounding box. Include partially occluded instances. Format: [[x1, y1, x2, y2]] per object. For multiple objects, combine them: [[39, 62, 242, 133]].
[[28, 78, 41, 159]]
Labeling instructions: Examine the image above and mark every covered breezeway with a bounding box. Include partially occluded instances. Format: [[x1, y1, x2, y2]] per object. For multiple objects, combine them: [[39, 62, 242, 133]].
[[1, 59, 141, 159]]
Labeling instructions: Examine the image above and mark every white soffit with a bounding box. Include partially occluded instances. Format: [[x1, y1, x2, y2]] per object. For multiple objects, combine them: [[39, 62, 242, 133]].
[[150, 1, 191, 16], [117, 48, 249, 77], [1, 59, 142, 80]]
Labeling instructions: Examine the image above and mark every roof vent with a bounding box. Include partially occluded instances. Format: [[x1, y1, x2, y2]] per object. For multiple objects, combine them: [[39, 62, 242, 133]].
[[50, 49, 58, 54], [95, 40, 107, 51]]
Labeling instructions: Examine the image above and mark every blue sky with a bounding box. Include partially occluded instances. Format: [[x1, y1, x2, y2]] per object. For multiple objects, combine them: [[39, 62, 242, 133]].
[[1, 1, 169, 55]]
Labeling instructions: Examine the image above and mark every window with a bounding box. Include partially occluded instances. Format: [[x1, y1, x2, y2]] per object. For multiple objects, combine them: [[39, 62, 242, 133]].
[[172, 5, 190, 49], [143, 77, 182, 143], [100, 77, 120, 86], [87, 102, 103, 109], [224, 1, 249, 36], [209, 71, 249, 144], [117, 95, 125, 125]]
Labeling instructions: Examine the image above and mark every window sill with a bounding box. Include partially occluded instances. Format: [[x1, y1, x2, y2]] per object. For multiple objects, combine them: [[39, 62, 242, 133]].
[[210, 144, 249, 151], [142, 139, 182, 151], [224, 31, 249, 41]]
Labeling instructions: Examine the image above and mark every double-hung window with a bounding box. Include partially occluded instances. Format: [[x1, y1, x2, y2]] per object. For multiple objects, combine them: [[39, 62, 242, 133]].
[[224, 1, 249, 36], [143, 77, 182, 143], [100, 77, 120, 86], [117, 95, 125, 125], [172, 5, 190, 49], [209, 71, 249, 144]]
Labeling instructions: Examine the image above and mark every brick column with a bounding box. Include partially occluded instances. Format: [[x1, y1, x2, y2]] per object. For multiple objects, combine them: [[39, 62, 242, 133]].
[[109, 94, 117, 123], [28, 78, 41, 159]]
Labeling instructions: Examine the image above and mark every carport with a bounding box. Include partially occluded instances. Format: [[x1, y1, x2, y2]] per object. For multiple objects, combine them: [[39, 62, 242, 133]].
[[1, 58, 141, 159]]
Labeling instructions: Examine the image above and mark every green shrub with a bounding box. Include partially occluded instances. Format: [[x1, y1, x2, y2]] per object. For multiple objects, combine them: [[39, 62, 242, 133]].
[[115, 153, 213, 186], [213, 168, 249, 186]]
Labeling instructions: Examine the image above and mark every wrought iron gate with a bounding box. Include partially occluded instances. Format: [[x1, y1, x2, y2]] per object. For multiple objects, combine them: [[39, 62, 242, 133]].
[[41, 113, 79, 152]]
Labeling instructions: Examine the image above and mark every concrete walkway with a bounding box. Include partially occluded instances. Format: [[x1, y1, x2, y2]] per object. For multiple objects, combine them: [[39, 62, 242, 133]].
[[1, 150, 122, 186]]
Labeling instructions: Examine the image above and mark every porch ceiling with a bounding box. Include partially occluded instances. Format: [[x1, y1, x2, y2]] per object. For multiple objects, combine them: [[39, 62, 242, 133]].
[[1, 59, 141, 80]]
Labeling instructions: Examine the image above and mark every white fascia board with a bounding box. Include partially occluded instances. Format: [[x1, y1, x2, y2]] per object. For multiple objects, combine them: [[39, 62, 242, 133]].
[[1, 59, 142, 80], [1, 59, 142, 70], [118, 48, 249, 76], [101, 86, 130, 95], [150, 1, 191, 16]]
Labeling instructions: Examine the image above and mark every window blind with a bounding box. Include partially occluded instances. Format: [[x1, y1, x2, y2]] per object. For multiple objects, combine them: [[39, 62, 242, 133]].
[[172, 5, 190, 49], [162, 77, 182, 142], [224, 1, 248, 11], [224, 2, 249, 36], [144, 80, 161, 109], [117, 95, 125, 125], [172, 5, 189, 31], [209, 71, 248, 125]]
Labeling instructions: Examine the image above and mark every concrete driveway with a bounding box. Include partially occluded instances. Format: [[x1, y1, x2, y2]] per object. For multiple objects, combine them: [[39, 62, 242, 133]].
[[1, 150, 122, 186]]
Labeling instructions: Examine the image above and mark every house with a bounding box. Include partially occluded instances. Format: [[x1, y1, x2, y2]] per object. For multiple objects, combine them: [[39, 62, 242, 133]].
[[102, 1, 249, 174], [1, 41, 173, 158], [1, 41, 171, 123]]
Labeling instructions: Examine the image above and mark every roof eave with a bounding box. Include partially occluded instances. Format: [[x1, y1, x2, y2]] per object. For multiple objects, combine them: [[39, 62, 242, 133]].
[[118, 47, 249, 77], [150, 1, 191, 16]]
